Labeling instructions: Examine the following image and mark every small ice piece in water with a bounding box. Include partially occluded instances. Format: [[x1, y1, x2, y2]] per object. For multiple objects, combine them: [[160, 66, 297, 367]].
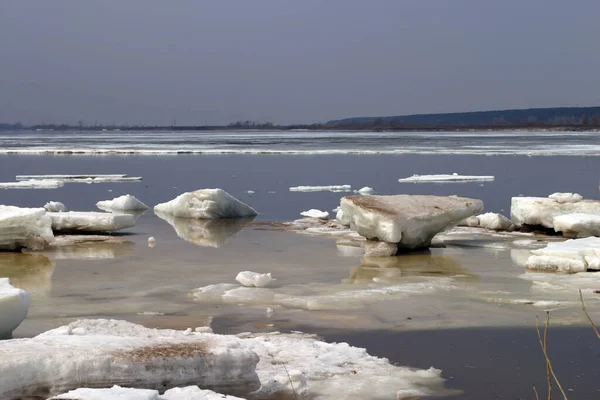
[[525, 237, 600, 273], [289, 185, 352, 192], [0, 278, 30, 339], [0, 180, 64, 189], [154, 189, 257, 219], [397, 174, 494, 183], [300, 209, 329, 219], [148, 236, 156, 247], [235, 271, 274, 288], [48, 211, 136, 232], [246, 190, 255, 194], [96, 194, 149, 211], [0, 206, 54, 251], [357, 186, 374, 195], [548, 192, 583, 204], [194, 326, 213, 334], [553, 213, 600, 238], [44, 201, 67, 212], [266, 307, 274, 316]]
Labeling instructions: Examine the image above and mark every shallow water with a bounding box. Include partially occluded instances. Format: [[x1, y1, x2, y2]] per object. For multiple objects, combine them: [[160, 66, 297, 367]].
[[1, 152, 599, 398]]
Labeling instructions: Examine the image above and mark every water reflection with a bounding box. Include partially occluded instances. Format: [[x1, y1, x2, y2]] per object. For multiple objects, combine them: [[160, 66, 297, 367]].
[[42, 238, 136, 260], [0, 253, 55, 295], [95, 205, 148, 219], [155, 211, 255, 248], [344, 252, 474, 284]]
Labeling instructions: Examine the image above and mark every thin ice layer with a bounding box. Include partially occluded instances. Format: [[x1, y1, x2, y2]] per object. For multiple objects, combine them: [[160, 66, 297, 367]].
[[0, 319, 259, 400], [339, 194, 483, 249], [0, 278, 30, 339], [0, 206, 54, 251], [0, 180, 64, 189], [154, 189, 257, 219], [48, 211, 136, 232], [96, 194, 149, 211], [289, 185, 351, 192], [398, 173, 494, 183]]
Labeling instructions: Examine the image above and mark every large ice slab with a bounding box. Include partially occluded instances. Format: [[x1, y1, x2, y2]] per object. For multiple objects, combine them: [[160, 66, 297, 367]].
[[553, 213, 600, 238], [511, 195, 600, 228], [398, 173, 494, 183], [154, 189, 257, 219], [0, 278, 30, 339], [96, 194, 149, 211], [525, 237, 600, 273], [0, 206, 54, 251], [156, 211, 252, 247], [0, 319, 259, 399], [0, 180, 64, 189], [50, 385, 245, 400], [48, 211, 136, 232], [289, 185, 351, 192], [339, 195, 483, 250]]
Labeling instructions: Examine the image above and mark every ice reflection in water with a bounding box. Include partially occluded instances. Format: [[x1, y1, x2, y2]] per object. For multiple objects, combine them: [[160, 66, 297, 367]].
[[0, 253, 55, 296], [42, 237, 136, 260], [155, 211, 255, 248]]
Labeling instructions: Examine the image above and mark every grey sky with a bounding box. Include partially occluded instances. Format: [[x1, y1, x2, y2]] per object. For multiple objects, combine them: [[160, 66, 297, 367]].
[[1, 0, 599, 125]]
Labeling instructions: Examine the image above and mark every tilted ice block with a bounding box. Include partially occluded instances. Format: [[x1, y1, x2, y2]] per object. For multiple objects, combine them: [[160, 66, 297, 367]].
[[0, 319, 259, 400], [96, 194, 149, 211], [511, 196, 600, 228], [553, 213, 600, 238], [0, 206, 54, 251], [0, 278, 30, 339], [48, 211, 135, 232], [339, 195, 483, 250], [525, 237, 600, 273], [154, 189, 257, 219]]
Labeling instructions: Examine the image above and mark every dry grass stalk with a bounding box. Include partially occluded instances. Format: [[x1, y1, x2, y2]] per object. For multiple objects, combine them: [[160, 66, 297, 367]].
[[535, 312, 568, 400], [579, 289, 600, 340], [533, 384, 540, 400]]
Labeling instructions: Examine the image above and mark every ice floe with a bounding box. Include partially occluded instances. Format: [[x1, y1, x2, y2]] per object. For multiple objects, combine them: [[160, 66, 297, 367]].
[[44, 201, 67, 212], [289, 185, 352, 192], [525, 237, 600, 273], [50, 385, 245, 400], [511, 195, 600, 228], [300, 209, 329, 219], [357, 186, 374, 195], [156, 211, 252, 247], [16, 174, 142, 183], [459, 213, 514, 231], [397, 173, 494, 183], [0, 180, 64, 189], [553, 213, 600, 238], [339, 194, 483, 250], [0, 319, 259, 399], [148, 236, 156, 247], [0, 278, 30, 339], [154, 189, 257, 219], [235, 271, 274, 288], [0, 206, 54, 251], [48, 211, 136, 232], [96, 194, 149, 211]]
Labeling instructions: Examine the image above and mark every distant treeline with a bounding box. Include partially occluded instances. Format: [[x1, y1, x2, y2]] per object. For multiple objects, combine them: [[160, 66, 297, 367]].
[[2, 106, 600, 132]]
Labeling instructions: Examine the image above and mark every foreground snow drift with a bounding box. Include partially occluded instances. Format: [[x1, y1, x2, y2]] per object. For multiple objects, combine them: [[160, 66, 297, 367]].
[[398, 173, 494, 183], [525, 237, 600, 273], [511, 194, 600, 228], [154, 189, 257, 219], [339, 194, 483, 250], [0, 319, 259, 399], [50, 385, 245, 400], [96, 194, 149, 211], [0, 180, 64, 189], [0, 206, 54, 251], [0, 278, 30, 339], [48, 211, 136, 232]]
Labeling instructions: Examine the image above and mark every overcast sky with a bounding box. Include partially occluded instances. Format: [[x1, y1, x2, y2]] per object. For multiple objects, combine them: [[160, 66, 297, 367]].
[[1, 0, 599, 125]]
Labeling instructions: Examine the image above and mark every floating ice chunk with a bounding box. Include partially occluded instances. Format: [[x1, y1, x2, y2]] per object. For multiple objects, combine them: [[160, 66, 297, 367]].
[[163, 386, 246, 399], [16, 174, 141, 183], [235, 271, 274, 288], [357, 186, 374, 195], [398, 173, 494, 183], [300, 209, 329, 219], [0, 319, 259, 399], [511, 196, 600, 228], [246, 190, 255, 194], [96, 194, 149, 211], [50, 386, 161, 400], [0, 180, 64, 189], [289, 185, 351, 192], [48, 211, 135, 232], [0, 206, 54, 251], [44, 201, 67, 212], [548, 192, 583, 204], [332, 206, 341, 213], [154, 189, 257, 219], [148, 236, 156, 247], [0, 278, 30, 339], [339, 194, 483, 250], [525, 237, 600, 273], [156, 211, 252, 247], [553, 213, 600, 238], [476, 213, 514, 231]]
